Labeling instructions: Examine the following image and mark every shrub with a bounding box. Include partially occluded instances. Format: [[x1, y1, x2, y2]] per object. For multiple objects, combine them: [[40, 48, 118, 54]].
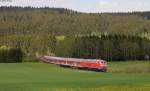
[[0, 46, 23, 63]]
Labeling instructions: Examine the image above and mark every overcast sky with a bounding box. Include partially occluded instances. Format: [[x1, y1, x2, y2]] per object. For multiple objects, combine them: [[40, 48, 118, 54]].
[[0, 0, 150, 13]]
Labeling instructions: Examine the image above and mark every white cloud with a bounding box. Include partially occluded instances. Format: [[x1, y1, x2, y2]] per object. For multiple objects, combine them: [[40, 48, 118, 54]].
[[0, 0, 52, 7], [98, 1, 118, 9], [53, 0, 69, 4]]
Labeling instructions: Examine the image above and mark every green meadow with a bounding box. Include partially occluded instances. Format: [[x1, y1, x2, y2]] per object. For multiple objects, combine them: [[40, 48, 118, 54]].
[[0, 61, 150, 91]]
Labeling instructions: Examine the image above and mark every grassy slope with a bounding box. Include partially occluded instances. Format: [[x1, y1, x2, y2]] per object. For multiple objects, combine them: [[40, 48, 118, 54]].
[[0, 61, 149, 91]]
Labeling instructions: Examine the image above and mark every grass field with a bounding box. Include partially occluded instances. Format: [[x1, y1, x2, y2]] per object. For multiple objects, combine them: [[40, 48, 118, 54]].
[[0, 61, 150, 91]]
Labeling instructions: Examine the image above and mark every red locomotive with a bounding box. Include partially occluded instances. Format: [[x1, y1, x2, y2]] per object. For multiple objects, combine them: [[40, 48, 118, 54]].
[[41, 56, 107, 72]]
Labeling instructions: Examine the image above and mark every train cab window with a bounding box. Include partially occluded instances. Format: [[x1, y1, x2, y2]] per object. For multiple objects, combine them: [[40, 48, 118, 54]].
[[99, 61, 105, 64], [97, 61, 101, 64], [97, 60, 107, 64]]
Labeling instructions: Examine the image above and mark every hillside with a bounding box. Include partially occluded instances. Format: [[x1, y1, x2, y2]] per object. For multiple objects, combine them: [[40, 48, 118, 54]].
[[0, 7, 150, 36], [1, 7, 150, 61]]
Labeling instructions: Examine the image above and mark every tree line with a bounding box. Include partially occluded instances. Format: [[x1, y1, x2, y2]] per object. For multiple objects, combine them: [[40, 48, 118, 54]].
[[2, 34, 150, 62], [55, 35, 150, 61]]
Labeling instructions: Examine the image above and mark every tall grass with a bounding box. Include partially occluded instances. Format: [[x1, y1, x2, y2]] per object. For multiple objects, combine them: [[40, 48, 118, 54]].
[[1, 86, 150, 91], [108, 61, 150, 73]]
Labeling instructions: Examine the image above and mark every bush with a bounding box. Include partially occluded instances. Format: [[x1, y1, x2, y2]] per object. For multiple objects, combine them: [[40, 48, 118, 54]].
[[22, 56, 40, 63], [0, 46, 23, 63]]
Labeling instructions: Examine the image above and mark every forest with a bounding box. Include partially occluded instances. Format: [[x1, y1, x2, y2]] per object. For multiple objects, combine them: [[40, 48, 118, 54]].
[[0, 7, 150, 62]]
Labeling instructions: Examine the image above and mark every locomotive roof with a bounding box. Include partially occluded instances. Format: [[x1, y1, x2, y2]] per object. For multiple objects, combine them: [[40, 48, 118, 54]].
[[69, 58, 97, 62], [44, 56, 105, 62]]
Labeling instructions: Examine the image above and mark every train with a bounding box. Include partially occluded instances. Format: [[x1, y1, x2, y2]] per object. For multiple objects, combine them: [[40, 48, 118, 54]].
[[41, 56, 107, 72]]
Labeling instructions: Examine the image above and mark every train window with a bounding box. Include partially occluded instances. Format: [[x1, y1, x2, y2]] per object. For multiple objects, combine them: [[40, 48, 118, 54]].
[[100, 61, 105, 64], [97, 60, 106, 64], [97, 61, 101, 64]]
